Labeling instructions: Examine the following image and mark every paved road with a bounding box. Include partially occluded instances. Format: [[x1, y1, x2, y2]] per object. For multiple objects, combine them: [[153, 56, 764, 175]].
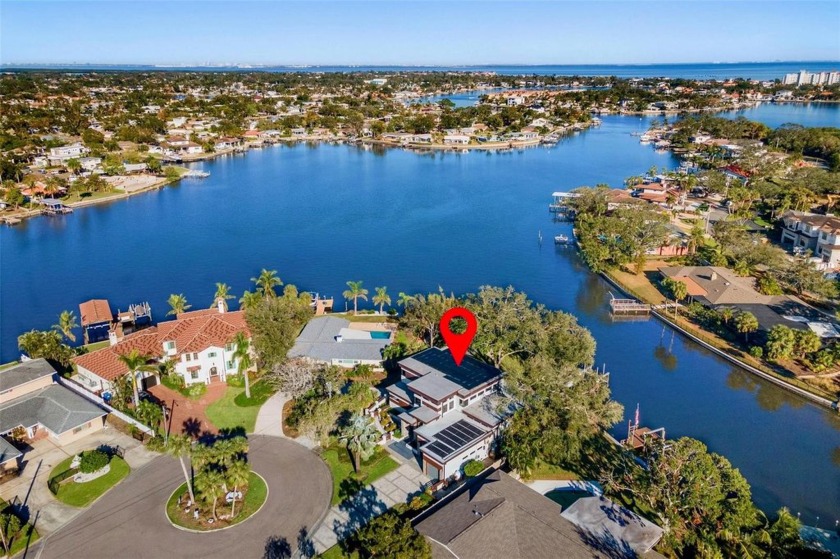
[[30, 436, 331, 559]]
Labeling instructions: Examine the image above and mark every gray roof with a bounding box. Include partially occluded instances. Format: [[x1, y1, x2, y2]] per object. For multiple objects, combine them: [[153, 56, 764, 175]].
[[0, 437, 22, 464], [400, 348, 501, 397], [408, 373, 463, 401], [0, 359, 56, 392], [561, 495, 664, 554], [288, 316, 388, 363], [416, 470, 620, 559], [462, 395, 516, 429], [408, 405, 440, 425], [0, 384, 106, 436]]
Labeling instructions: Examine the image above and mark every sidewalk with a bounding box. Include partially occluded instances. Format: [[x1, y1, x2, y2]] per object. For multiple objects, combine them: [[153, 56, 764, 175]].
[[253, 390, 317, 448], [310, 462, 430, 553]]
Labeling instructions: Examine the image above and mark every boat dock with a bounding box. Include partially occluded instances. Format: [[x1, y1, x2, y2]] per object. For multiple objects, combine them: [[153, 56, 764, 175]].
[[41, 198, 73, 216], [609, 297, 651, 315], [182, 170, 210, 178]]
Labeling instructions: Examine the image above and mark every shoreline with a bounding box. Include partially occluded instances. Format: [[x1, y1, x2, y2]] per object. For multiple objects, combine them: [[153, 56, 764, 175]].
[[598, 269, 840, 411]]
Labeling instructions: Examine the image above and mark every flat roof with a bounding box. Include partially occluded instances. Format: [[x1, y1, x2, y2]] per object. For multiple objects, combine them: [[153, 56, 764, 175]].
[[399, 348, 501, 396], [407, 373, 462, 401], [561, 495, 664, 554], [418, 414, 488, 463], [0, 359, 56, 392]]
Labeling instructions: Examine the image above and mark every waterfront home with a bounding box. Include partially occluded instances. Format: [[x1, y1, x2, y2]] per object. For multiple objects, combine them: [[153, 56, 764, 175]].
[[47, 142, 89, 166], [780, 211, 840, 269], [415, 469, 665, 559], [74, 302, 252, 395], [288, 316, 390, 368], [443, 134, 470, 145], [0, 359, 107, 449], [387, 348, 508, 481], [214, 137, 242, 151]]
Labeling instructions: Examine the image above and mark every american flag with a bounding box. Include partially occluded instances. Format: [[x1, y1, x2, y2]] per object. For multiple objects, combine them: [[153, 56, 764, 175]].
[[634, 404, 640, 427]]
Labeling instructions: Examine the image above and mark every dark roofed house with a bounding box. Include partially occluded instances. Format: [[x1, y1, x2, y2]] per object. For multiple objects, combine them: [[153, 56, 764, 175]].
[[288, 316, 390, 368], [415, 470, 665, 559], [0, 359, 107, 448], [388, 348, 507, 481]]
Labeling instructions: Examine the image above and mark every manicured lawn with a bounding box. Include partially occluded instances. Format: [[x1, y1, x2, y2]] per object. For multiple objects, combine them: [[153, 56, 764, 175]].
[[8, 523, 39, 557], [526, 460, 581, 481], [232, 379, 276, 407], [81, 340, 110, 352], [321, 445, 399, 505], [320, 544, 359, 559], [166, 471, 267, 530], [205, 385, 264, 433], [48, 455, 131, 507]]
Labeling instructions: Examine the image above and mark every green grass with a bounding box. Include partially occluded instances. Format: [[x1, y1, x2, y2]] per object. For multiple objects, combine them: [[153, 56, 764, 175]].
[[232, 380, 276, 407], [82, 340, 110, 352], [205, 386, 262, 433], [166, 471, 267, 530], [161, 374, 206, 399], [48, 455, 130, 507], [525, 460, 581, 481], [8, 523, 39, 557], [321, 445, 399, 505], [319, 545, 359, 559]]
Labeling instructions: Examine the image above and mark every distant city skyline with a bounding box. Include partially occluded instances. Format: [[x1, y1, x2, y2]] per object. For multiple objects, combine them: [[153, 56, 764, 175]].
[[2, 1, 839, 66]]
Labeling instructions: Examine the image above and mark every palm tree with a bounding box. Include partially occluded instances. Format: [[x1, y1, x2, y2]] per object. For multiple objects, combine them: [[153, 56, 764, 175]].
[[735, 312, 759, 343], [166, 434, 196, 505], [212, 282, 234, 310], [166, 293, 191, 316], [226, 459, 250, 518], [339, 414, 379, 473], [195, 469, 226, 521], [343, 281, 368, 315], [117, 349, 156, 408], [252, 269, 282, 298], [53, 310, 79, 342], [718, 307, 735, 326], [372, 286, 390, 315], [232, 331, 252, 399], [397, 292, 415, 309], [238, 290, 261, 311], [66, 158, 82, 175]]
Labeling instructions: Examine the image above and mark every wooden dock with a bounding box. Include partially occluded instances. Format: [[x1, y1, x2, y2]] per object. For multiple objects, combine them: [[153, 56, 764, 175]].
[[609, 298, 651, 315]]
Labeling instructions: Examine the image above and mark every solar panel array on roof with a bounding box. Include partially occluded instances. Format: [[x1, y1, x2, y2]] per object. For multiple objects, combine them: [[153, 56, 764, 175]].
[[423, 419, 486, 461]]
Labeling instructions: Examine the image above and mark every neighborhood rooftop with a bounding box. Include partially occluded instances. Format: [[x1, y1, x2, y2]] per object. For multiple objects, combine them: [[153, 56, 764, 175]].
[[288, 316, 388, 363], [399, 347, 501, 394], [0, 384, 106, 436], [0, 358, 56, 392]]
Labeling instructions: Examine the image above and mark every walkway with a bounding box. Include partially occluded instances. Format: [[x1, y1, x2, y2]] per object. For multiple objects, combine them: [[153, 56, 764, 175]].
[[254, 390, 317, 449], [31, 436, 332, 559], [148, 380, 227, 436], [310, 461, 430, 554]]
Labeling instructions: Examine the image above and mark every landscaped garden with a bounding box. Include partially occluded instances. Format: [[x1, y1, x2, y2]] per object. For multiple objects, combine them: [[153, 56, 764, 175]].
[[205, 378, 275, 433], [47, 449, 131, 507], [321, 444, 399, 505], [166, 471, 267, 531]]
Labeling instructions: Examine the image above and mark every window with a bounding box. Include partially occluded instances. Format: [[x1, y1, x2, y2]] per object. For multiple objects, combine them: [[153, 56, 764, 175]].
[[226, 361, 234, 370], [191, 371, 199, 380], [185, 354, 192, 362], [225, 343, 234, 352], [72, 422, 90, 434], [208, 352, 217, 358], [193, 353, 198, 360], [165, 341, 175, 351]]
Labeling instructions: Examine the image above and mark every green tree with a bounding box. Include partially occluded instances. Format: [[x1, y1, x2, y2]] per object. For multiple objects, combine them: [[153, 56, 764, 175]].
[[66, 157, 82, 175], [244, 287, 312, 369], [354, 511, 431, 559], [766, 325, 797, 361], [238, 290, 261, 311], [53, 309, 79, 342], [232, 331, 253, 398], [662, 278, 688, 319], [338, 413, 379, 473], [164, 166, 181, 181], [734, 311, 759, 343], [372, 286, 390, 314], [226, 459, 251, 517], [252, 268, 282, 298], [166, 434, 196, 504], [794, 329, 821, 359], [117, 349, 156, 408], [212, 282, 234, 311], [4, 185, 24, 208], [136, 399, 163, 431], [166, 293, 191, 316], [343, 280, 369, 315], [0, 512, 21, 556], [194, 469, 226, 522], [17, 329, 74, 367], [718, 306, 735, 326]]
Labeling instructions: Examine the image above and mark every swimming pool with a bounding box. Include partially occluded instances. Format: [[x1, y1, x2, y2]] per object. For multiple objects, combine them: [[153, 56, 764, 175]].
[[369, 331, 391, 339]]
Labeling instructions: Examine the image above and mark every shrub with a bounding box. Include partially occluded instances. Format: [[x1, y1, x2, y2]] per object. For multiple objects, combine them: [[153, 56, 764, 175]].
[[749, 346, 764, 359], [186, 383, 207, 398], [227, 375, 245, 388], [463, 459, 483, 477], [757, 275, 783, 296], [78, 450, 109, 473]]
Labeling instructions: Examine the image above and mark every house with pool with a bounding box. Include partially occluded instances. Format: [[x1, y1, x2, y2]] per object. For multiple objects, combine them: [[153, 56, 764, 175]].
[[287, 316, 392, 368], [387, 347, 511, 482]]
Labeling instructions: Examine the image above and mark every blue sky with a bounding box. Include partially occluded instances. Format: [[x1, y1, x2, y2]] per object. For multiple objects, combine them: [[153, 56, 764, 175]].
[[2, 1, 839, 65]]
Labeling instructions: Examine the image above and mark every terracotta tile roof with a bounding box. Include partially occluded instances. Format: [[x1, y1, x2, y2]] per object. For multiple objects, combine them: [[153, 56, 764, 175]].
[[73, 328, 160, 381], [79, 299, 114, 326], [74, 310, 249, 381]]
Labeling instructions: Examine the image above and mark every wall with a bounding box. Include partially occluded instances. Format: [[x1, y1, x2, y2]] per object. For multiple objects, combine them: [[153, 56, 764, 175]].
[[0, 374, 54, 404], [54, 417, 106, 445]]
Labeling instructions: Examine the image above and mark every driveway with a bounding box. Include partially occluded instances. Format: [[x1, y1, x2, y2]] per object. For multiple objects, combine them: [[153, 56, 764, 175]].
[[29, 436, 331, 559], [148, 381, 227, 436]]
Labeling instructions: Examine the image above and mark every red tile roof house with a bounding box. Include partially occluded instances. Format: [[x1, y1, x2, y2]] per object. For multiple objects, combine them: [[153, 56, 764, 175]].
[[73, 302, 252, 397]]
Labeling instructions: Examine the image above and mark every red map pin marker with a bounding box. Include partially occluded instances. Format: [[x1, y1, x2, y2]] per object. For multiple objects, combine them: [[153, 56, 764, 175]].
[[440, 307, 477, 366]]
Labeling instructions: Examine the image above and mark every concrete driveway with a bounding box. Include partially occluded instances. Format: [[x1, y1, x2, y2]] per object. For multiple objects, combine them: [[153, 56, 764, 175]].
[[28, 436, 331, 559]]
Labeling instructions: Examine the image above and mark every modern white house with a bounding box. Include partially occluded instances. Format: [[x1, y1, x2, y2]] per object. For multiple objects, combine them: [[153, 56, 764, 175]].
[[74, 301, 252, 396], [780, 211, 840, 268], [387, 348, 510, 481], [47, 142, 89, 165]]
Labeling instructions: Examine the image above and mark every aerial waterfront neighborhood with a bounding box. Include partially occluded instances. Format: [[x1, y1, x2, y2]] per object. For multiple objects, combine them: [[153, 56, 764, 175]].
[[2, 1, 840, 559]]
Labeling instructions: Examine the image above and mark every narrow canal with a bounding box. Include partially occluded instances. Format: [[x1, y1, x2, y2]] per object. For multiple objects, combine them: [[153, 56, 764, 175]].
[[2, 105, 838, 522]]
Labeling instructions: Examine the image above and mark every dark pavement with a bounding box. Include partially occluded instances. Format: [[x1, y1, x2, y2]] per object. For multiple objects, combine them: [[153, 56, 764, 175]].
[[29, 436, 331, 559]]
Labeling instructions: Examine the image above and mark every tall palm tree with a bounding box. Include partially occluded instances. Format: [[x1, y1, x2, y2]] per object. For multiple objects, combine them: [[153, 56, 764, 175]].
[[53, 310, 79, 342], [232, 332, 252, 398], [66, 158, 82, 175], [252, 269, 282, 298], [342, 281, 368, 315], [117, 349, 156, 408], [166, 434, 196, 504], [238, 290, 261, 311], [372, 286, 390, 315], [226, 459, 251, 518], [195, 469, 226, 521], [339, 414, 379, 473], [397, 292, 415, 309], [212, 282, 234, 310], [166, 293, 191, 317]]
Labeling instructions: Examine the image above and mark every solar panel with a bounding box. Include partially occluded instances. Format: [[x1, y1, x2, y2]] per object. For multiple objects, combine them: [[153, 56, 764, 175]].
[[424, 420, 487, 460]]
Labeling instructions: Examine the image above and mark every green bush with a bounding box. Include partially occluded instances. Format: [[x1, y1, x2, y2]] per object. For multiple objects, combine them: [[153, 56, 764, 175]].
[[161, 374, 185, 390], [186, 383, 207, 398], [749, 346, 764, 359], [227, 375, 245, 388], [463, 460, 483, 477], [79, 450, 110, 473]]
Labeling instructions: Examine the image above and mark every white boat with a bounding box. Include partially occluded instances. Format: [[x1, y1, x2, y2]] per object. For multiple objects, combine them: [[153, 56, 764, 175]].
[[554, 234, 571, 245]]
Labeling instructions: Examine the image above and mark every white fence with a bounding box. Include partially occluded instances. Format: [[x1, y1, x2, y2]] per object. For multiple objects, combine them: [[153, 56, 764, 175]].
[[57, 376, 157, 437]]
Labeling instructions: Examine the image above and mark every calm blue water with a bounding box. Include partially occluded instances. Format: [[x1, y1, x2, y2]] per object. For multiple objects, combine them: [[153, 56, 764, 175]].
[[2, 109, 839, 523], [718, 102, 840, 129], [3, 61, 839, 80]]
